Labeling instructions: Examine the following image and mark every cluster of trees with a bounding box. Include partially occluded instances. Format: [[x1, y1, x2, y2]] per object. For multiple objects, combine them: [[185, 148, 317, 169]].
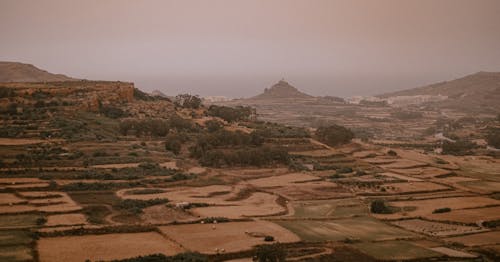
[[115, 198, 169, 214], [198, 146, 289, 167], [174, 94, 202, 109], [164, 133, 188, 155], [0, 87, 15, 98], [207, 105, 253, 122], [190, 130, 263, 158], [188, 129, 289, 167], [370, 200, 393, 214], [315, 125, 354, 146], [254, 243, 287, 262], [205, 119, 223, 132], [442, 140, 477, 155], [111, 252, 207, 262], [249, 122, 310, 138], [486, 127, 500, 149], [119, 115, 198, 137]]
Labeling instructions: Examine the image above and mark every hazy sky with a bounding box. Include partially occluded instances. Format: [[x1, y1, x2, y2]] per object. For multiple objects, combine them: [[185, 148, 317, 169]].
[[1, 0, 500, 97]]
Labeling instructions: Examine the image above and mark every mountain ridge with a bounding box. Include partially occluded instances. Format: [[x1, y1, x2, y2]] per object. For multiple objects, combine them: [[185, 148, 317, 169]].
[[0, 61, 76, 82]]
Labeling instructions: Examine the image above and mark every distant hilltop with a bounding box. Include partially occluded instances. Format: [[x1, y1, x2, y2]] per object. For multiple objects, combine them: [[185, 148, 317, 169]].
[[0, 61, 76, 82], [251, 79, 313, 100], [378, 71, 500, 112]]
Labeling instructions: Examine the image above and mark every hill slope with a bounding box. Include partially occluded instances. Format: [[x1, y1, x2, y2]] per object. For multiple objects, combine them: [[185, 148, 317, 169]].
[[0, 61, 75, 82], [379, 72, 500, 112], [251, 80, 313, 100]]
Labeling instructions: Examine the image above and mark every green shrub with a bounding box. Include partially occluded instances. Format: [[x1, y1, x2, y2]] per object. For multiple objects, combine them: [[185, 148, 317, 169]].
[[432, 207, 451, 213], [207, 105, 253, 122], [337, 167, 353, 174], [387, 150, 398, 156], [316, 125, 354, 146], [370, 200, 392, 214], [111, 252, 207, 262], [254, 243, 287, 262], [442, 140, 477, 155], [205, 119, 223, 132], [264, 236, 275, 242], [482, 220, 500, 228]]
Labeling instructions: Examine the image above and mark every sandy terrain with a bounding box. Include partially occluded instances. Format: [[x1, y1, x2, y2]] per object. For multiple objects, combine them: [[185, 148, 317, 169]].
[[247, 173, 321, 187], [0, 192, 81, 214], [158, 221, 300, 254], [444, 231, 500, 247], [272, 181, 352, 200], [38, 232, 183, 262], [374, 196, 500, 220], [380, 172, 422, 182], [380, 159, 427, 169], [46, 214, 87, 226], [0, 138, 50, 145], [141, 205, 197, 224], [425, 206, 500, 224], [191, 192, 285, 218], [429, 247, 476, 258], [0, 193, 26, 205], [90, 163, 140, 169]]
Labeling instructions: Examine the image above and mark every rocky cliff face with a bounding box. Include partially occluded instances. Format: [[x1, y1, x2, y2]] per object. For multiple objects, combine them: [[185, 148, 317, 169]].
[[1, 81, 135, 112]]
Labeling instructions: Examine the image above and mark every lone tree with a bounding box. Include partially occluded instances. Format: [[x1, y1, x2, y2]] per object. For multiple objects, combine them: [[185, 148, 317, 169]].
[[254, 243, 287, 262], [315, 124, 354, 146]]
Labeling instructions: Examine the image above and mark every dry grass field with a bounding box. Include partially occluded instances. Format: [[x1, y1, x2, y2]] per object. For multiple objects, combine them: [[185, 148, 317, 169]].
[[38, 232, 183, 262], [444, 231, 500, 247], [391, 219, 487, 237], [374, 196, 500, 220], [275, 216, 415, 242]]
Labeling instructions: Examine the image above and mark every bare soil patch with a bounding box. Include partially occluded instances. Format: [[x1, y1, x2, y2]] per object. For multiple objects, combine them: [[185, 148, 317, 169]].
[[191, 192, 285, 218], [247, 173, 321, 188], [158, 221, 299, 254], [46, 214, 87, 226], [37, 232, 183, 262], [141, 205, 197, 224], [426, 206, 500, 224]]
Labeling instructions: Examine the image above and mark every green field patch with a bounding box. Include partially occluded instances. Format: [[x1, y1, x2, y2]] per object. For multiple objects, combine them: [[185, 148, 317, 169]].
[[458, 180, 500, 193], [274, 216, 415, 242]]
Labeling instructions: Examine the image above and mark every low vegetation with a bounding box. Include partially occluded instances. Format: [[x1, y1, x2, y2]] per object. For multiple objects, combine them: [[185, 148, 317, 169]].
[[115, 199, 169, 214], [207, 105, 253, 122], [315, 125, 354, 146]]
